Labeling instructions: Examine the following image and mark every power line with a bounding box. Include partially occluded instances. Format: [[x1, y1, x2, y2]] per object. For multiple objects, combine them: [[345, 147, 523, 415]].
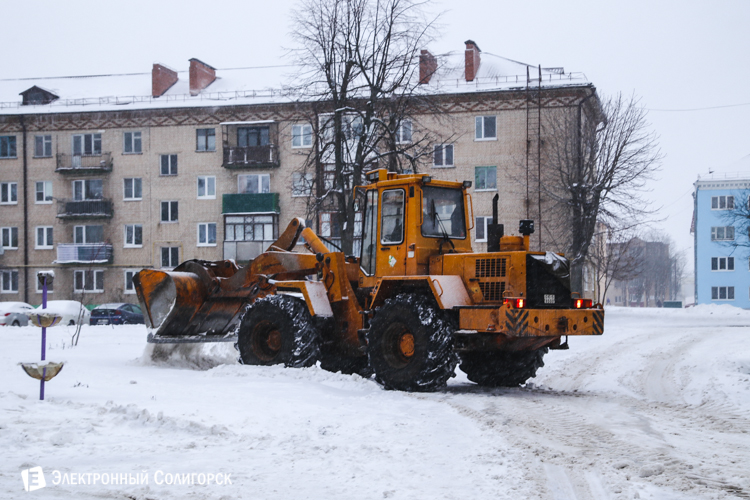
[[647, 102, 750, 112]]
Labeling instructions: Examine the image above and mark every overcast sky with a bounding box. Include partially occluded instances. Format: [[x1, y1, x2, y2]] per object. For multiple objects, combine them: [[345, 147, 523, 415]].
[[3, 0, 749, 269]]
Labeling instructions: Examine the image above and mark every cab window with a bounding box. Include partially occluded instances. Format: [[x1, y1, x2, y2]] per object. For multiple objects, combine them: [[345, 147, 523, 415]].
[[421, 186, 466, 239], [360, 189, 378, 275], [381, 189, 405, 245]]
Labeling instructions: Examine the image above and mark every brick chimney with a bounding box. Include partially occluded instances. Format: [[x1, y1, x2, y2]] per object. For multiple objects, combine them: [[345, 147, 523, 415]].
[[464, 40, 481, 82], [189, 58, 216, 96], [419, 50, 437, 84], [152, 64, 178, 98]]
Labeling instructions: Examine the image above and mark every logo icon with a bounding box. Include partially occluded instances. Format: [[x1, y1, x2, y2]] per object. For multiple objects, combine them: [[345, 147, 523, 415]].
[[21, 467, 46, 492]]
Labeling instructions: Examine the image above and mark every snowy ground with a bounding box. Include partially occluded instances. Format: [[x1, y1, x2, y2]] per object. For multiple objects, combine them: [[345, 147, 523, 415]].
[[2, 305, 749, 500]]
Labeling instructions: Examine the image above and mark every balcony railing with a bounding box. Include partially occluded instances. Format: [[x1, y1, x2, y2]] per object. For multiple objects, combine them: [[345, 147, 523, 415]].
[[223, 145, 278, 169], [57, 199, 114, 219], [56, 152, 113, 174], [56, 243, 113, 264]]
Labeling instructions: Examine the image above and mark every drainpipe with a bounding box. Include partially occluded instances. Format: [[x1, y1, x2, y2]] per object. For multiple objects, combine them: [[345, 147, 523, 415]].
[[20, 115, 29, 303]]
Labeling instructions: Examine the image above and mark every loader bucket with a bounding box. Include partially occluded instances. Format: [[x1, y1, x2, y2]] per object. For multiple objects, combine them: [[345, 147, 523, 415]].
[[134, 269, 209, 337]]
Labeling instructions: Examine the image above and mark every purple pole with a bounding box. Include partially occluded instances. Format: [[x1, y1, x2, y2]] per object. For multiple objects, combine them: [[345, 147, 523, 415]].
[[40, 276, 48, 401]]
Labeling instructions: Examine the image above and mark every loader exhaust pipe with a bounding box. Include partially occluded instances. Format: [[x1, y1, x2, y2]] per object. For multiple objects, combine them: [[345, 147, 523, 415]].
[[487, 193, 504, 252]]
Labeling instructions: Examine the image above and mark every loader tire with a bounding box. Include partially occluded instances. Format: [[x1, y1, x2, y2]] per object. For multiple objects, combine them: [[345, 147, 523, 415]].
[[459, 348, 548, 387], [237, 295, 320, 368], [319, 352, 372, 377], [367, 293, 457, 392]]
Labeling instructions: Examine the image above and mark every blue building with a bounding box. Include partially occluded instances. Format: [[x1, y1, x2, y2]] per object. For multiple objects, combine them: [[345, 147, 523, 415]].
[[693, 174, 750, 307]]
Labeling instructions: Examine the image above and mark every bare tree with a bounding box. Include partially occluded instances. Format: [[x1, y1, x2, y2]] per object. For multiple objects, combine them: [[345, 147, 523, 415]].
[[588, 222, 642, 304], [289, 0, 439, 254], [543, 93, 662, 293]]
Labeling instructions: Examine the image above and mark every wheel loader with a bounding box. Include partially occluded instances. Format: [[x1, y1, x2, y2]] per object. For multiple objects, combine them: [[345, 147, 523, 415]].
[[134, 169, 603, 391]]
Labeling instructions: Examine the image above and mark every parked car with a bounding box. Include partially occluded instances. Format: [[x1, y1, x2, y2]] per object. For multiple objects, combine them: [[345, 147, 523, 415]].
[[43, 300, 91, 326], [90, 303, 144, 325], [0, 302, 35, 326]]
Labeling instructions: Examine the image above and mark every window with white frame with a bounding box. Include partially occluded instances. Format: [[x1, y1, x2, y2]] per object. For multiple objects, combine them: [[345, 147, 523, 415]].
[[72, 133, 102, 156], [323, 164, 336, 190], [73, 225, 104, 244], [196, 128, 216, 152], [711, 195, 734, 210], [711, 286, 734, 300], [36, 271, 54, 293], [161, 247, 180, 268], [292, 124, 313, 148], [124, 224, 143, 247], [475, 166, 497, 191], [1, 227, 18, 249], [160, 201, 178, 222], [74, 269, 104, 292], [225, 215, 277, 242], [124, 269, 138, 294], [34, 135, 52, 157], [123, 178, 142, 200], [711, 226, 735, 241], [395, 120, 412, 144], [0, 136, 17, 158], [1, 182, 18, 204], [433, 144, 454, 167], [197, 222, 217, 246], [160, 154, 178, 176], [73, 179, 103, 200], [197, 176, 216, 199], [35, 226, 53, 249], [320, 212, 341, 238], [475, 116, 497, 140], [711, 256, 734, 271], [292, 172, 314, 197], [35, 181, 53, 203], [475, 216, 492, 242], [1, 270, 18, 293], [123, 131, 142, 154], [238, 174, 270, 194]]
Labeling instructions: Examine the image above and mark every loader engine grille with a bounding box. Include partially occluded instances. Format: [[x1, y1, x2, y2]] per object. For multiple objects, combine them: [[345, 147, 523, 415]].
[[475, 258, 507, 278], [479, 281, 506, 302]]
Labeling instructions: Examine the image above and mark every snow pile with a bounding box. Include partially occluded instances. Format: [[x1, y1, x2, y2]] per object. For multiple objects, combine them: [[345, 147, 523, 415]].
[[141, 342, 239, 371]]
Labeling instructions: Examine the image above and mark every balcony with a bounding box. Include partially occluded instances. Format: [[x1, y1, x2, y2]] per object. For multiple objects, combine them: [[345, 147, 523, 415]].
[[55, 243, 113, 264], [57, 199, 114, 219], [223, 145, 278, 169], [56, 153, 113, 174], [222, 193, 279, 214]]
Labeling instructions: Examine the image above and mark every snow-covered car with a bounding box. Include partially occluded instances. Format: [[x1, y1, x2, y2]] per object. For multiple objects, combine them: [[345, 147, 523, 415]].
[[42, 300, 91, 326], [90, 303, 144, 325], [0, 302, 35, 326]]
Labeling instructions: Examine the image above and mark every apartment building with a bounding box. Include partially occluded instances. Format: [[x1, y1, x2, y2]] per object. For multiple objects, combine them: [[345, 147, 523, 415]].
[[0, 43, 598, 304]]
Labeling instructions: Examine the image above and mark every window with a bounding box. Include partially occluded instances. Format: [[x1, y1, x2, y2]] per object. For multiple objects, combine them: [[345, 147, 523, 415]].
[[711, 256, 734, 271], [421, 186, 467, 239], [1, 227, 18, 249], [711, 286, 735, 300], [197, 223, 217, 246], [238, 126, 270, 147], [0, 136, 17, 158], [160, 154, 178, 176], [1, 270, 18, 293], [123, 131, 142, 154], [74, 269, 104, 292], [225, 215, 277, 242], [36, 271, 54, 294], [395, 120, 412, 144], [475, 216, 492, 242], [292, 172, 314, 197], [35, 226, 53, 249], [196, 128, 216, 151], [292, 124, 313, 148], [35, 181, 53, 203], [72, 133, 102, 156], [360, 189, 378, 276], [433, 144, 454, 167], [475, 116, 497, 140], [123, 178, 142, 200], [711, 226, 735, 241], [238, 174, 270, 194], [124, 270, 138, 294], [74, 225, 103, 244], [711, 195, 734, 210], [1, 182, 18, 204], [381, 189, 405, 245], [475, 166, 497, 191], [34, 135, 52, 157], [73, 179, 103, 200], [160, 201, 178, 222], [161, 247, 180, 268], [124, 224, 143, 247], [197, 176, 216, 199], [323, 164, 336, 190]]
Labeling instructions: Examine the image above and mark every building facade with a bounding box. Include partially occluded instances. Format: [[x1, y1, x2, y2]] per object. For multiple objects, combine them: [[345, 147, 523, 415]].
[[0, 45, 598, 305]]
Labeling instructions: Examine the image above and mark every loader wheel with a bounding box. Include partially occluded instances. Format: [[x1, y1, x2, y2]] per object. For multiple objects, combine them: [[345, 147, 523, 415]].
[[459, 348, 548, 387], [367, 293, 457, 392], [237, 295, 320, 368], [319, 352, 372, 377]]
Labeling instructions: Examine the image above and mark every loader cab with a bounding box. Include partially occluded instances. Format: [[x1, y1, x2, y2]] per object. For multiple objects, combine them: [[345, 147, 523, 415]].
[[358, 169, 472, 289]]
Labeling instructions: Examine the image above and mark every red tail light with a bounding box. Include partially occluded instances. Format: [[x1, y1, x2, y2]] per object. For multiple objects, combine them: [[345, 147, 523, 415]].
[[504, 298, 525, 309], [574, 299, 593, 309], [3, 313, 9, 317]]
